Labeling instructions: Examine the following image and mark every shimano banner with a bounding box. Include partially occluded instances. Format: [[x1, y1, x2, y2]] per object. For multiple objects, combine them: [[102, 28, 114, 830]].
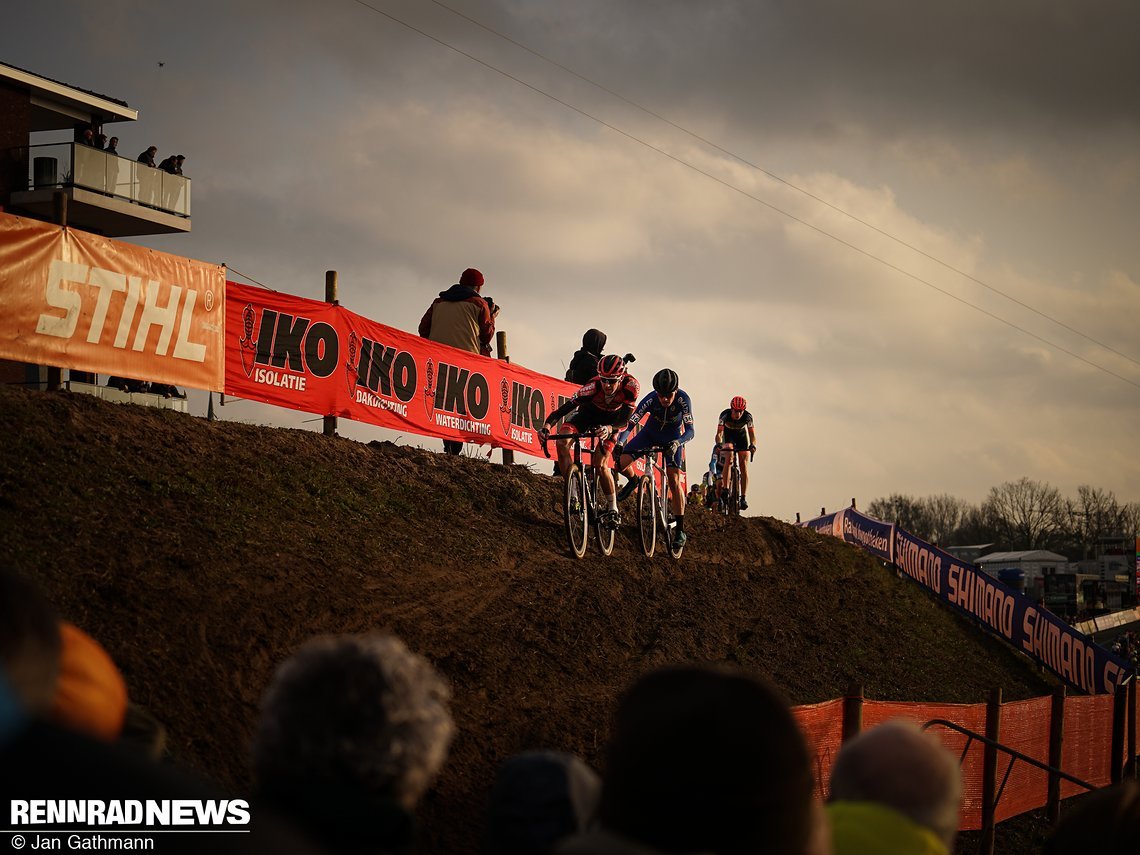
[[803, 507, 1132, 695]]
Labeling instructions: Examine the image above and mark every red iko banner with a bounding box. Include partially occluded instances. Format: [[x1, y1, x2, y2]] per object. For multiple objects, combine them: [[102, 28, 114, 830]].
[[225, 282, 582, 455]]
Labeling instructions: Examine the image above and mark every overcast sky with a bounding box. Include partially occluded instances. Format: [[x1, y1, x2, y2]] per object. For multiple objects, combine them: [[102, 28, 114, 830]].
[[5, 0, 1139, 523]]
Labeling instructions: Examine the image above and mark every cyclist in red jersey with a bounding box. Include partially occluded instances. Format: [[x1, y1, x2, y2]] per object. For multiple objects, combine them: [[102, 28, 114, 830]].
[[715, 395, 756, 511], [539, 355, 640, 527]]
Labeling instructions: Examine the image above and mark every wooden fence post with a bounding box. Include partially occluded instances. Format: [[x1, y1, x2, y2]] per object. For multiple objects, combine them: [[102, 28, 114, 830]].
[[1047, 684, 1066, 823], [981, 688, 1002, 855], [841, 684, 864, 743], [1129, 674, 1137, 779], [1112, 682, 1128, 784], [496, 331, 513, 466], [323, 270, 338, 437], [45, 192, 68, 392]]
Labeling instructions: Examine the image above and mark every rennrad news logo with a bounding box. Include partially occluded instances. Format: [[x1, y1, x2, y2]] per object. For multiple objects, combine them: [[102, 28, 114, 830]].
[[10, 800, 250, 826]]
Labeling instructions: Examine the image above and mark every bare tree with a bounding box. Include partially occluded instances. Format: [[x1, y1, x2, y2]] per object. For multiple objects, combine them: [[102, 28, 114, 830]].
[[1063, 486, 1126, 559], [982, 477, 1063, 551], [1122, 502, 1140, 542], [866, 494, 930, 538], [921, 494, 974, 545]]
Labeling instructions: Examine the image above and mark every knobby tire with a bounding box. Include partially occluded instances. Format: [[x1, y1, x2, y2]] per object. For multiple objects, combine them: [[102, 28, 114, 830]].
[[637, 475, 656, 558], [594, 469, 615, 556], [564, 464, 588, 559]]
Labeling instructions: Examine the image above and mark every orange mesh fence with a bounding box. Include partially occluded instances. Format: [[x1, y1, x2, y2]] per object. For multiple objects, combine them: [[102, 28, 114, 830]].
[[992, 696, 1053, 822], [1060, 694, 1114, 797], [793, 691, 1130, 832], [864, 700, 989, 830], [792, 698, 845, 800]]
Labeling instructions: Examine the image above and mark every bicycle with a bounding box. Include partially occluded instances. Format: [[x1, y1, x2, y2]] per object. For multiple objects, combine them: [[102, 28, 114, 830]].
[[719, 443, 742, 516], [542, 428, 617, 558], [630, 445, 685, 559], [717, 443, 753, 516]]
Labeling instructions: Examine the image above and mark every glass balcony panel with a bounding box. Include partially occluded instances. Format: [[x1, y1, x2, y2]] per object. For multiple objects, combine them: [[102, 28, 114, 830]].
[[19, 143, 190, 219]]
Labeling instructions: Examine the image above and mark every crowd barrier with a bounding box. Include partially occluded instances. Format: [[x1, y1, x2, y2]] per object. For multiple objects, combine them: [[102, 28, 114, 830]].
[[801, 506, 1133, 696], [793, 685, 1137, 830]]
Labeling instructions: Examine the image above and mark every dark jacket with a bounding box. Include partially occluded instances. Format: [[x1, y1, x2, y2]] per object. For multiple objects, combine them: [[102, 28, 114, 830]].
[[565, 329, 607, 384]]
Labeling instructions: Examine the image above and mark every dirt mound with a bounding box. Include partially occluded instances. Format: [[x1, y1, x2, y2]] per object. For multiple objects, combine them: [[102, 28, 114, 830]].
[[0, 384, 1055, 853]]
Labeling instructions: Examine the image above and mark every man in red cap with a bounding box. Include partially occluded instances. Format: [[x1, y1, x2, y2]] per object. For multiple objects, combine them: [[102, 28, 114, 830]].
[[418, 268, 499, 454]]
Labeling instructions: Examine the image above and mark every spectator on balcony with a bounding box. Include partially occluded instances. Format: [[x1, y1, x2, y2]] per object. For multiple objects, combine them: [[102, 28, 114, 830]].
[[78, 127, 97, 147], [158, 154, 185, 175], [105, 137, 119, 156], [137, 146, 157, 168]]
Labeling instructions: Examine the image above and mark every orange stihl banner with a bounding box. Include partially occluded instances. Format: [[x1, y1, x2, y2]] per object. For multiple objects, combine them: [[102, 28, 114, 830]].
[[0, 213, 225, 391], [225, 281, 581, 454]]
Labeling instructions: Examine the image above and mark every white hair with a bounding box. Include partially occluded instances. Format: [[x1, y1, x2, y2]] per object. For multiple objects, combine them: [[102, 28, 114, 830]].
[[253, 633, 455, 809]]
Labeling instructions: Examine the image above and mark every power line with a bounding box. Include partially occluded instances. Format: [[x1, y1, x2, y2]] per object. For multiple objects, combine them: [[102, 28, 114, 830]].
[[425, 0, 1140, 375], [347, 0, 1140, 392]]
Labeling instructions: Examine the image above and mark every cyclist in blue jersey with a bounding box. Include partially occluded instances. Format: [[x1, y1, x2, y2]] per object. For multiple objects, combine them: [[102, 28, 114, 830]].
[[614, 368, 695, 548]]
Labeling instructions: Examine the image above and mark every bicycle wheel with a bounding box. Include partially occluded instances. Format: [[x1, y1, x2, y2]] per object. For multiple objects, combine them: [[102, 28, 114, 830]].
[[564, 464, 588, 559], [728, 466, 741, 517], [658, 483, 673, 554], [636, 475, 656, 558], [594, 471, 615, 556]]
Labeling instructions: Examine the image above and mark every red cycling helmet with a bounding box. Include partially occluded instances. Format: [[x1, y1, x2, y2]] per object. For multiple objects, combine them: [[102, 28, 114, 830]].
[[730, 395, 747, 411], [597, 354, 626, 380]]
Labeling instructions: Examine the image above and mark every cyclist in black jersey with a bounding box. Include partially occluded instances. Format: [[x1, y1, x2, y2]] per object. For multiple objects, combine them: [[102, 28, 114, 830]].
[[715, 395, 756, 511]]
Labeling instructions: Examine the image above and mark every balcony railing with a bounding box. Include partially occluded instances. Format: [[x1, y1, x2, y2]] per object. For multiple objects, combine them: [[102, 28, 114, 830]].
[[24, 142, 191, 217]]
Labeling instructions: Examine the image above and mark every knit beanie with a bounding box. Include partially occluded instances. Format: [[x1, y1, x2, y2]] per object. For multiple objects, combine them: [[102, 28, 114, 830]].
[[50, 622, 128, 742]]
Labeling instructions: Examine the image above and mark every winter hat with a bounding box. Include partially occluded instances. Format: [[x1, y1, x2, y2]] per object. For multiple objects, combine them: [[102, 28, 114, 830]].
[[50, 622, 128, 742], [460, 268, 484, 289]]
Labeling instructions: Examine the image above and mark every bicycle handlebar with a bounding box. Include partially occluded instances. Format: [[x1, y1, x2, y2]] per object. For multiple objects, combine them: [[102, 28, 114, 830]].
[[540, 428, 609, 459]]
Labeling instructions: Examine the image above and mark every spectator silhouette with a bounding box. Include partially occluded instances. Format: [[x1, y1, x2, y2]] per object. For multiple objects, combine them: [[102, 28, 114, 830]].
[[558, 664, 818, 855], [826, 719, 962, 855], [105, 136, 119, 155], [0, 568, 61, 715], [484, 750, 601, 855], [252, 633, 455, 854], [1044, 780, 1140, 855], [137, 146, 159, 205], [418, 267, 498, 454], [565, 329, 607, 385], [107, 376, 150, 394]]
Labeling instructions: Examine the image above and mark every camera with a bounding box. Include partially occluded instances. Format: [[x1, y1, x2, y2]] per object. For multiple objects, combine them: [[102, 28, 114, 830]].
[[484, 296, 496, 312]]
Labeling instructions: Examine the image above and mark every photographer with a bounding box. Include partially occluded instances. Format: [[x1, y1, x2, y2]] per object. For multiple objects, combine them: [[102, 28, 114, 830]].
[[418, 267, 499, 453]]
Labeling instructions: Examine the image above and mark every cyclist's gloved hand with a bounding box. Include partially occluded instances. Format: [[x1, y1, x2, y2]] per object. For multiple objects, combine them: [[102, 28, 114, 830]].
[[538, 424, 550, 443], [596, 425, 612, 441], [748, 443, 756, 462], [666, 440, 681, 459]]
